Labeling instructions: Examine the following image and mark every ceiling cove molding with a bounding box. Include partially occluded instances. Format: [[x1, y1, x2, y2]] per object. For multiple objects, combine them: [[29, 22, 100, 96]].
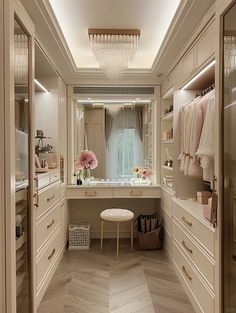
[[152, 0, 216, 76]]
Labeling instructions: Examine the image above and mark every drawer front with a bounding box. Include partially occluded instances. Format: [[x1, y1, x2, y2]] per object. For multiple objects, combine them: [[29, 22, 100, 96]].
[[36, 229, 61, 290], [161, 209, 172, 234], [37, 174, 50, 190], [36, 183, 60, 219], [172, 221, 215, 289], [50, 170, 60, 184], [172, 202, 215, 257], [173, 242, 215, 313], [67, 188, 113, 199], [114, 187, 161, 198], [36, 203, 61, 253]]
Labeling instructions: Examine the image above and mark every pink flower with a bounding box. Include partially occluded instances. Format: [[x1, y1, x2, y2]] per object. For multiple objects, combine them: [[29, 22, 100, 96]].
[[76, 150, 98, 170], [139, 167, 153, 177]]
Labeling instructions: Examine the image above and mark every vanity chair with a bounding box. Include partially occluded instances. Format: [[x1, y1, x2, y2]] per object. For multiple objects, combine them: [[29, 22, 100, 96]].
[[100, 208, 134, 260]]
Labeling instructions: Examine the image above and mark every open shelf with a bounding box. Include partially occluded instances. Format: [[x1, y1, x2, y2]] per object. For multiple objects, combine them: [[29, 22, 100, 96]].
[[162, 111, 173, 120], [162, 165, 173, 171], [161, 139, 174, 144]]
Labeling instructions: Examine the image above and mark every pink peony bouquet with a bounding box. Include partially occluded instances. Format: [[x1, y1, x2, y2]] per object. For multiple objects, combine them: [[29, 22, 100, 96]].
[[75, 150, 98, 170], [138, 167, 153, 178]]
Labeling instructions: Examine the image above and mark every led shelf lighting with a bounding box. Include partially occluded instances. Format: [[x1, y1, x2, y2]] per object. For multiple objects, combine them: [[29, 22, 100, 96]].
[[34, 79, 49, 93], [181, 60, 216, 90]]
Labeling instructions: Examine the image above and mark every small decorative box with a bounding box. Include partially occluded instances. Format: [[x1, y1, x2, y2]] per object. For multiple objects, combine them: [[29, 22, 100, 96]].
[[197, 191, 212, 205]]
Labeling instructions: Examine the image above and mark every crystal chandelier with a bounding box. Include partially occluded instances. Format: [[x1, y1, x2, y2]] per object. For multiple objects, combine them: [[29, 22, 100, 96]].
[[88, 29, 140, 79]]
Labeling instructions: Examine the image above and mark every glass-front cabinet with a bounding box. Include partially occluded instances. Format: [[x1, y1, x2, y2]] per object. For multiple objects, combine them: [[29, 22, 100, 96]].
[[223, 3, 236, 312], [14, 17, 32, 313]]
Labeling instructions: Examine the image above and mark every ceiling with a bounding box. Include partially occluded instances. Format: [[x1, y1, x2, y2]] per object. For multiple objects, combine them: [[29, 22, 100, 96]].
[[48, 0, 181, 70]]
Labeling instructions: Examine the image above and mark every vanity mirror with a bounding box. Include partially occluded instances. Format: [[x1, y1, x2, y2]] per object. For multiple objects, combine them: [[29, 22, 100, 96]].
[[74, 101, 153, 184]]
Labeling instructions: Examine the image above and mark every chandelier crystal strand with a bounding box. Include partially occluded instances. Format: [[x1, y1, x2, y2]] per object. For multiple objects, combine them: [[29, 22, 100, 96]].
[[89, 33, 139, 79]]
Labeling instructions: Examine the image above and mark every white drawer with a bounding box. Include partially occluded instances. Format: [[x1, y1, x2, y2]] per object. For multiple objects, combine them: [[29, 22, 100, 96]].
[[113, 187, 161, 198], [36, 228, 61, 290], [36, 203, 61, 253], [161, 209, 172, 235], [50, 170, 60, 184], [172, 220, 215, 289], [36, 182, 60, 219], [36, 173, 50, 190], [173, 242, 215, 313], [172, 201, 215, 258], [67, 187, 113, 199]]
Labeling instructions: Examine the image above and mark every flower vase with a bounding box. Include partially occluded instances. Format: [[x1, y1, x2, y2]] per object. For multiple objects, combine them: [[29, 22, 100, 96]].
[[83, 168, 91, 185]]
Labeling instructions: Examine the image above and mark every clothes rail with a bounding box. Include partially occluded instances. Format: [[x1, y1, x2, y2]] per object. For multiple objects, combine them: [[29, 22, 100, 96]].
[[196, 83, 215, 98]]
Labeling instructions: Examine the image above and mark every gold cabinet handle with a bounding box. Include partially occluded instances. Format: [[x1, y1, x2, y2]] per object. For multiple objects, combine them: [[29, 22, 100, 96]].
[[47, 219, 55, 229], [84, 191, 97, 197], [182, 266, 192, 281], [130, 190, 142, 196], [33, 192, 39, 207], [48, 248, 55, 260], [182, 241, 193, 254], [182, 216, 192, 227], [47, 194, 55, 202]]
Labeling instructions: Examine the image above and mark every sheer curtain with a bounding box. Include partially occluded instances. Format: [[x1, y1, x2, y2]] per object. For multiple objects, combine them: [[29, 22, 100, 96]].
[[106, 107, 143, 180]]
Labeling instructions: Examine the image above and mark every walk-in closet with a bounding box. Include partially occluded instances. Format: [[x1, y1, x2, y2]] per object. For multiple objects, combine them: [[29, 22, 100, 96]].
[[1, 0, 236, 313]]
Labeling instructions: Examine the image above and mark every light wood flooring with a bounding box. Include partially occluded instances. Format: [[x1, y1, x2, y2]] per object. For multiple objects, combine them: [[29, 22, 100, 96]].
[[37, 239, 195, 313]]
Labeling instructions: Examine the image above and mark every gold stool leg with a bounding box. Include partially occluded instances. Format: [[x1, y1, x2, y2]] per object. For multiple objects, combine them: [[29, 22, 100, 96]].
[[100, 219, 104, 253], [131, 219, 134, 252], [117, 222, 120, 260]]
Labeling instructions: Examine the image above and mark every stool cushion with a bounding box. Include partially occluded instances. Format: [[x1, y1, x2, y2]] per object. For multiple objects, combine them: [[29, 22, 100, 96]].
[[100, 208, 134, 222]]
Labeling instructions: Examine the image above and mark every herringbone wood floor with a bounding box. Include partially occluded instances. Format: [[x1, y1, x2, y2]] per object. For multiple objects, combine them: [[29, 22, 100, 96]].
[[37, 240, 194, 313]]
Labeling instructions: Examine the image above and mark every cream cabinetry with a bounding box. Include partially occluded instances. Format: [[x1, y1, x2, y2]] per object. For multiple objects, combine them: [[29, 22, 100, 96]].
[[172, 198, 216, 313], [162, 19, 215, 93], [66, 185, 161, 199], [34, 171, 68, 308]]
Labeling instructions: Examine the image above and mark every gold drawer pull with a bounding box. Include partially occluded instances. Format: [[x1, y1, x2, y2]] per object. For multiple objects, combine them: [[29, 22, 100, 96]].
[[84, 191, 97, 197], [182, 241, 193, 254], [33, 193, 39, 207], [182, 216, 192, 227], [47, 194, 55, 202], [182, 266, 192, 281], [47, 219, 55, 229], [130, 190, 142, 196], [48, 248, 55, 260]]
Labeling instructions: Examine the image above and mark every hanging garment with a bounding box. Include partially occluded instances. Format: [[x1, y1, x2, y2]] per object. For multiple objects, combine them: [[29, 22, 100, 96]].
[[195, 95, 215, 188], [188, 90, 215, 177]]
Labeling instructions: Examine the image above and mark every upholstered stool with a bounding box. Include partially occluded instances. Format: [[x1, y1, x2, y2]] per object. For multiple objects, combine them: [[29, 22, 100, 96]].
[[100, 208, 134, 260]]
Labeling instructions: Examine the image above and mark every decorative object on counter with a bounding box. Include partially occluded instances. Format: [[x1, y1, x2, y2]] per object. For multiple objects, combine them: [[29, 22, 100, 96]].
[[132, 166, 143, 179], [35, 158, 48, 173], [74, 150, 98, 185], [164, 159, 173, 168], [135, 214, 163, 250], [139, 167, 153, 179], [197, 191, 212, 204], [35, 129, 53, 154], [203, 192, 218, 226], [35, 154, 41, 168], [163, 128, 173, 140]]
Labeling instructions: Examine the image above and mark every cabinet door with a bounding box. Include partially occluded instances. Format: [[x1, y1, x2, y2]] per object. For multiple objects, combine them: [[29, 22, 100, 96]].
[[195, 22, 215, 69], [60, 200, 68, 245], [182, 48, 195, 83]]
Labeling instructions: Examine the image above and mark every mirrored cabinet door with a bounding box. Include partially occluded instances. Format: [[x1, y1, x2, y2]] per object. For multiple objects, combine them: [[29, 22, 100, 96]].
[[223, 3, 236, 312], [14, 18, 31, 313]]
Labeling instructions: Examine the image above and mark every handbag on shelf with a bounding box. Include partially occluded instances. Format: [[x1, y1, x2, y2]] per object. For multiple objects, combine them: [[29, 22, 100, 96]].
[[135, 214, 163, 250]]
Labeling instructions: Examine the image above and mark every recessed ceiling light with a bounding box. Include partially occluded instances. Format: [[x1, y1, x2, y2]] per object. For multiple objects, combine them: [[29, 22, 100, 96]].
[[87, 97, 92, 100], [136, 97, 140, 100]]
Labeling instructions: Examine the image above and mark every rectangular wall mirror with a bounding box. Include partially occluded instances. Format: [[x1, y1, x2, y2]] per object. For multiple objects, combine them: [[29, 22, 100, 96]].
[[73, 101, 153, 184]]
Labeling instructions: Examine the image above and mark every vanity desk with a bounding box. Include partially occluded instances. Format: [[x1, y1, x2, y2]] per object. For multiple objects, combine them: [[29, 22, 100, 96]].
[[67, 184, 161, 199]]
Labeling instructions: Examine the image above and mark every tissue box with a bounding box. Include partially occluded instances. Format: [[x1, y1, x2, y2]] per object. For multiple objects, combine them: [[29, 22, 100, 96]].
[[197, 191, 212, 205]]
